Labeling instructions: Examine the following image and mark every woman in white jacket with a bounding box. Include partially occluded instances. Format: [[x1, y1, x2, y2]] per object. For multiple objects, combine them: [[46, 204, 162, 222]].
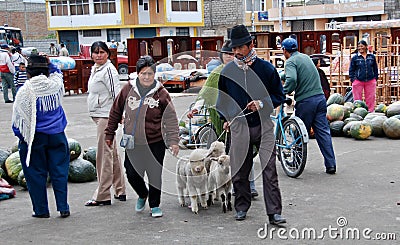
[[85, 41, 126, 206]]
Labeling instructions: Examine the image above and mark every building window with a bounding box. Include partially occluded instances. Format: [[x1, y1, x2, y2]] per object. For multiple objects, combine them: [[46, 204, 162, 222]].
[[83, 30, 102, 37], [176, 27, 189, 36], [353, 15, 381, 22], [156, 0, 159, 13], [70, 0, 89, 15], [171, 1, 197, 11], [246, 0, 261, 11], [107, 29, 121, 42], [94, 0, 116, 14], [50, 1, 68, 16], [292, 20, 314, 32]]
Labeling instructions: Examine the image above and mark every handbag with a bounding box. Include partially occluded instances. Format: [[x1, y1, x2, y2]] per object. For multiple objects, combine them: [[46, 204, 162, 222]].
[[120, 96, 145, 149]]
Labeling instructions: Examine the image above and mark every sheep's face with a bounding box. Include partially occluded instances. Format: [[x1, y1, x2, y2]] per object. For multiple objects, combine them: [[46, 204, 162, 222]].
[[218, 155, 230, 174], [189, 160, 206, 175], [208, 141, 225, 157]]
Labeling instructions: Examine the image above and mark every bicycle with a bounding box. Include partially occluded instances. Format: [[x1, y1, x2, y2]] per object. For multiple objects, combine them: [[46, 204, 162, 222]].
[[271, 98, 309, 178], [183, 98, 309, 178]]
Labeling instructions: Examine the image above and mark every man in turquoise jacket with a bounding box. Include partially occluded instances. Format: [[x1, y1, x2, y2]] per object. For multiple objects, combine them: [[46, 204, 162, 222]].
[[281, 37, 336, 174]]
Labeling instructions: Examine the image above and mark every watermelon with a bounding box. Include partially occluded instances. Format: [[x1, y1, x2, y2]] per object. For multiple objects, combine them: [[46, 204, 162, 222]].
[[364, 112, 386, 122], [382, 117, 400, 139], [0, 149, 11, 171], [68, 158, 97, 183], [343, 117, 359, 125], [83, 147, 97, 166], [353, 107, 369, 118], [370, 116, 387, 137], [5, 152, 22, 183], [68, 138, 82, 161], [385, 102, 400, 118], [330, 121, 345, 137], [375, 103, 387, 113], [0, 168, 6, 178], [342, 106, 351, 119], [327, 104, 344, 122], [343, 121, 360, 137], [18, 170, 27, 189], [343, 102, 355, 112], [353, 100, 368, 111], [350, 121, 372, 140], [349, 113, 363, 121], [327, 93, 344, 106]]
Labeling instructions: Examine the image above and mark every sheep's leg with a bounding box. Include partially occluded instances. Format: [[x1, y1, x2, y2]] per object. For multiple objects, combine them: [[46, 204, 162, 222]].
[[199, 186, 208, 209], [188, 180, 199, 214], [227, 191, 232, 211], [190, 195, 198, 214], [220, 191, 227, 213], [177, 185, 186, 207], [207, 176, 215, 206]]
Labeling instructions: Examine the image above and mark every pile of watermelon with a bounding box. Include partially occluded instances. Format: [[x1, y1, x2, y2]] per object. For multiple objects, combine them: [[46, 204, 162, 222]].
[[326, 93, 400, 140], [0, 138, 98, 190]]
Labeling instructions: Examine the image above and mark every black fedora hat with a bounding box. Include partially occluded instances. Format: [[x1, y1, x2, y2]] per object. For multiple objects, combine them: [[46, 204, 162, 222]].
[[229, 25, 254, 48]]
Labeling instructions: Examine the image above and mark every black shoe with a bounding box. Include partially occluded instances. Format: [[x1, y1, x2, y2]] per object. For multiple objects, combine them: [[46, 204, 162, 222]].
[[32, 213, 50, 218], [251, 189, 259, 198], [269, 214, 286, 225], [60, 211, 70, 218], [114, 194, 126, 201], [326, 167, 336, 174], [5, 100, 13, 103], [234, 211, 247, 221]]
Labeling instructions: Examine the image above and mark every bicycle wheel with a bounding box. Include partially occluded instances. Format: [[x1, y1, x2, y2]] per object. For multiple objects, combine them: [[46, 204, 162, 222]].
[[195, 124, 218, 149], [276, 118, 307, 178]]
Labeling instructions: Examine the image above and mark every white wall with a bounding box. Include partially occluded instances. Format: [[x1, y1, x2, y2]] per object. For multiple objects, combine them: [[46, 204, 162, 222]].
[[49, 0, 122, 28], [165, 1, 203, 23]]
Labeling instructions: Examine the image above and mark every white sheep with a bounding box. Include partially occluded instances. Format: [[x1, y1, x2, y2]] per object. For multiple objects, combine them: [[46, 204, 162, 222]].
[[204, 141, 225, 174], [208, 155, 232, 213], [176, 149, 209, 214]]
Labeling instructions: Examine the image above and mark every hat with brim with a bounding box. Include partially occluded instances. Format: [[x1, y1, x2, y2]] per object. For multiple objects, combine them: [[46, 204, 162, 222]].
[[1, 44, 9, 49], [221, 40, 233, 53], [229, 25, 254, 48]]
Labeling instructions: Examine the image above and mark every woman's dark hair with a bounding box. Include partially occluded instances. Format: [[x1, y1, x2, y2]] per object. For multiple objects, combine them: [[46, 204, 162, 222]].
[[358, 40, 368, 46], [26, 54, 49, 77], [91, 41, 111, 58], [312, 57, 319, 66], [136, 55, 156, 73]]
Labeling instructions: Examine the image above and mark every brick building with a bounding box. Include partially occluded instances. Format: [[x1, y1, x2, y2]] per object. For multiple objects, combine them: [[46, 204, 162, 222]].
[[0, 0, 51, 40], [202, 0, 245, 37]]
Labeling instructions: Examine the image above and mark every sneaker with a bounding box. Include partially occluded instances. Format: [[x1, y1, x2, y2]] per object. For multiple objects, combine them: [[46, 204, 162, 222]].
[[135, 197, 146, 212], [151, 207, 163, 218]]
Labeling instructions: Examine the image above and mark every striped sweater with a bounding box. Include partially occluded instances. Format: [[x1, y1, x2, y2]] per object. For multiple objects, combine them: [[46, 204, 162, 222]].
[[14, 70, 28, 87]]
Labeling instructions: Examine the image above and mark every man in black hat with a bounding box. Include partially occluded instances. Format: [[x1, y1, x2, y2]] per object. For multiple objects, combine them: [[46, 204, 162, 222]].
[[216, 24, 286, 224]]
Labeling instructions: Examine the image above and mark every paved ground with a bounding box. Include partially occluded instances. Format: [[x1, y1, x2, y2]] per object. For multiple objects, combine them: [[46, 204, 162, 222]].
[[0, 92, 399, 245]]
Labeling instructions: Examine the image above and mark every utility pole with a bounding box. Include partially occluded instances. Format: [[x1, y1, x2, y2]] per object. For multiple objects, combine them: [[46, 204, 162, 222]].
[[278, 0, 283, 32], [251, 0, 255, 32]]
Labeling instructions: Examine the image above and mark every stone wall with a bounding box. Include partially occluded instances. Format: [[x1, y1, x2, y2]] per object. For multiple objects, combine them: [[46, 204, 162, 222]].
[[385, 0, 400, 19], [0, 0, 53, 40], [202, 0, 245, 38]]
